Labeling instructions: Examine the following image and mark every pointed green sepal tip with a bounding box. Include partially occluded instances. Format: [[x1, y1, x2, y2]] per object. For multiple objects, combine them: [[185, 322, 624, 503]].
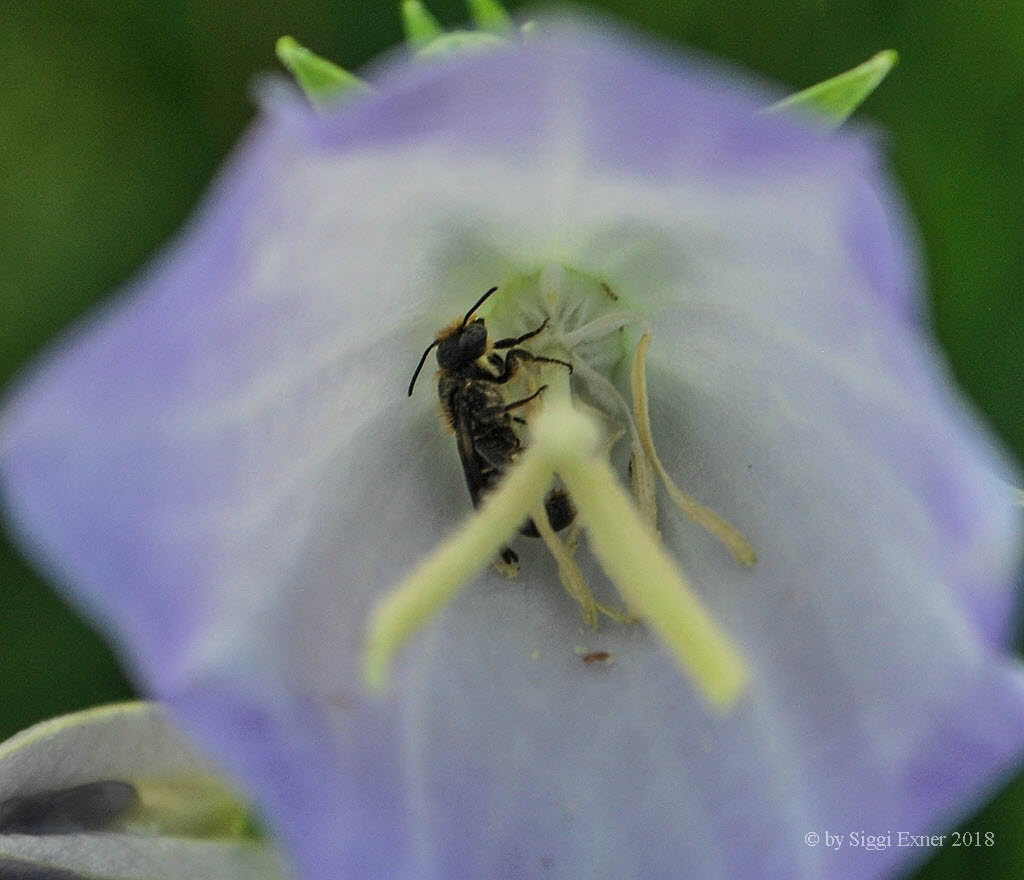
[[770, 50, 898, 130], [402, 0, 444, 49], [467, 0, 512, 34], [275, 36, 369, 108]]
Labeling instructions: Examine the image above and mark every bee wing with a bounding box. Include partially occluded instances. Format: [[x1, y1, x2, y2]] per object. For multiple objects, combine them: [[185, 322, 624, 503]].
[[451, 393, 489, 508]]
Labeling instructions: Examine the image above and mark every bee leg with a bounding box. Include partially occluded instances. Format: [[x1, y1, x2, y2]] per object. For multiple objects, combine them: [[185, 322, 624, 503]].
[[522, 352, 574, 373], [501, 384, 547, 412], [492, 318, 549, 350], [475, 386, 549, 426], [492, 546, 520, 579], [496, 349, 573, 383]]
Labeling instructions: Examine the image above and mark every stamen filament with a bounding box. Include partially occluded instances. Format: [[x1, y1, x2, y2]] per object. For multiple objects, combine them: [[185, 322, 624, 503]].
[[365, 390, 749, 711], [530, 500, 598, 628], [529, 497, 635, 626], [631, 334, 757, 567], [545, 406, 749, 710], [573, 358, 659, 529]]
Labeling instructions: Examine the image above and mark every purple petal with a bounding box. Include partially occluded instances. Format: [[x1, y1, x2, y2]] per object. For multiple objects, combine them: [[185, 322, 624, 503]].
[[2, 18, 1022, 880]]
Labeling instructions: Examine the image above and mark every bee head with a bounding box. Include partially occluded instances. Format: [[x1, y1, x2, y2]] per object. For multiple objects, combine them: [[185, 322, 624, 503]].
[[436, 318, 488, 368], [408, 286, 500, 396]]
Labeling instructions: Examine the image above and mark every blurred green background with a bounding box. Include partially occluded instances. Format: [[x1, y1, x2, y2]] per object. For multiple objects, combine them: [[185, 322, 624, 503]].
[[1, 0, 1022, 876]]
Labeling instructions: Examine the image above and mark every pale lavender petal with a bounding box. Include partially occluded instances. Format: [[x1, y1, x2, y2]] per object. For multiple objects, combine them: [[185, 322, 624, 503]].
[[2, 19, 1022, 880]]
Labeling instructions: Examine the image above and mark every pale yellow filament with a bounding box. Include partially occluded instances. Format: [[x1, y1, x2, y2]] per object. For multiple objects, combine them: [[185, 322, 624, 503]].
[[630, 334, 757, 567], [364, 388, 749, 710]]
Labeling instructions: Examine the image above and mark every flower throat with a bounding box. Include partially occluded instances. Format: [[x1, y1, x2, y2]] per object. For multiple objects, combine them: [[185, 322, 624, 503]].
[[365, 263, 755, 710]]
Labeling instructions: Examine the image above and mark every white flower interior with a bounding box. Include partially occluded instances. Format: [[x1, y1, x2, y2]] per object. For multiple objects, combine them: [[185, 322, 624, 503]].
[[365, 262, 754, 708]]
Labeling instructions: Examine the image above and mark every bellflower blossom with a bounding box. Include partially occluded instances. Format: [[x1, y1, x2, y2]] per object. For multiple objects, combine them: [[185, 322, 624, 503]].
[[3, 12, 1024, 880], [0, 703, 286, 878]]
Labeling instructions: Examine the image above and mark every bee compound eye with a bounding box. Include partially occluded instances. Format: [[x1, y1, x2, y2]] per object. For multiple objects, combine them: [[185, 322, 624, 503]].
[[459, 321, 488, 359], [435, 333, 462, 368]]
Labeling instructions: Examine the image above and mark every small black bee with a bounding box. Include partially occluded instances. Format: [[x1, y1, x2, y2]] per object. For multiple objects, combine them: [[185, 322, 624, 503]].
[[408, 286, 575, 565]]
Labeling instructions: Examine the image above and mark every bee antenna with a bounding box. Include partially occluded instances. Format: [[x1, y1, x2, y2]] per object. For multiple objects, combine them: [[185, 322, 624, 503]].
[[462, 285, 499, 326], [407, 339, 440, 396]]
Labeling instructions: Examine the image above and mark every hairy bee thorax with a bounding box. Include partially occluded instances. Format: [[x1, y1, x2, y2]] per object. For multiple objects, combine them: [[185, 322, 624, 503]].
[[366, 263, 755, 710]]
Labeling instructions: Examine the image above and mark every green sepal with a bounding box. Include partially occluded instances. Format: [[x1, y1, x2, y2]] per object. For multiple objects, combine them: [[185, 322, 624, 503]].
[[416, 30, 507, 59], [275, 36, 369, 108], [467, 0, 513, 34], [770, 50, 898, 130], [402, 0, 444, 49]]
